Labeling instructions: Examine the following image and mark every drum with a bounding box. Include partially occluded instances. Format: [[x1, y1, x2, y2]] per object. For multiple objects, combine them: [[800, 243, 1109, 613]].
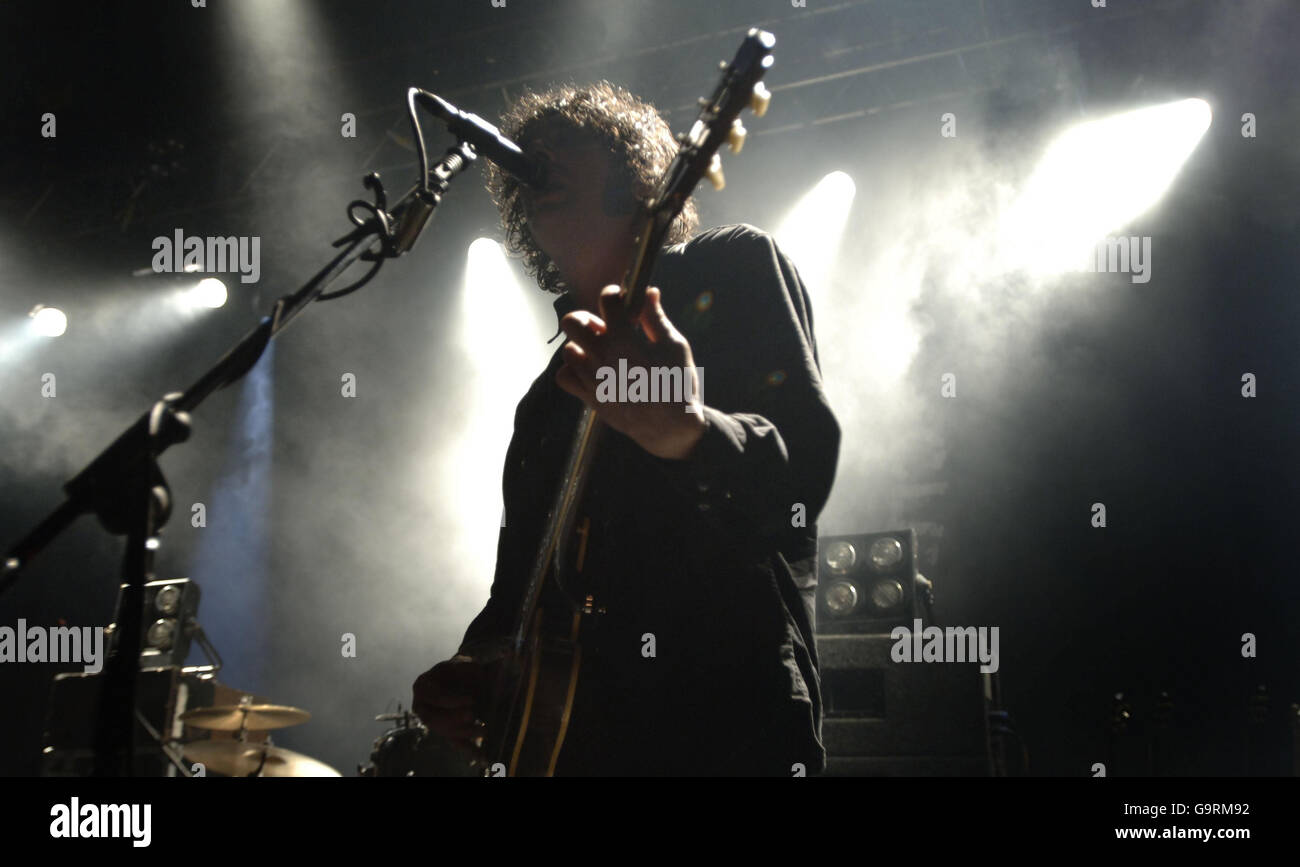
[[362, 715, 477, 777]]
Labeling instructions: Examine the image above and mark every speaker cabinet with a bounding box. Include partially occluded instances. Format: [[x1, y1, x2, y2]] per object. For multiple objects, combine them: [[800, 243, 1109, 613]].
[[41, 668, 216, 776], [816, 633, 992, 776]]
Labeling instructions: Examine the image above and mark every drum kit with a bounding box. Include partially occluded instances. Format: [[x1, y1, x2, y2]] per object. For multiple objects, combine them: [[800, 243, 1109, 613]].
[[176, 695, 471, 777], [359, 706, 477, 777], [178, 697, 340, 777]]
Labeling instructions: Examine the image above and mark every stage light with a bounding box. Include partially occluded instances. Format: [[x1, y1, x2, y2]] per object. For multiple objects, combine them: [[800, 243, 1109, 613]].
[[869, 537, 903, 571], [222, 0, 338, 123], [189, 348, 273, 688], [448, 239, 554, 591], [134, 269, 228, 316], [868, 579, 904, 611], [190, 277, 228, 309], [155, 583, 181, 615], [146, 619, 175, 651], [775, 170, 856, 296], [462, 239, 543, 381], [1002, 98, 1212, 274], [818, 530, 919, 631], [825, 581, 859, 615], [134, 578, 202, 669], [29, 305, 67, 337], [825, 540, 857, 574]]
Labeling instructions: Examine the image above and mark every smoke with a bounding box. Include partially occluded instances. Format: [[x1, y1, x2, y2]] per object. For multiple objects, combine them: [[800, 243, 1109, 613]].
[[804, 125, 1045, 533]]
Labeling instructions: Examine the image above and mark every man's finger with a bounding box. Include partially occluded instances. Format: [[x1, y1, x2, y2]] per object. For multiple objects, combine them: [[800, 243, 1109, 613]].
[[638, 286, 674, 344], [559, 310, 607, 357], [597, 285, 634, 331], [560, 309, 607, 335]]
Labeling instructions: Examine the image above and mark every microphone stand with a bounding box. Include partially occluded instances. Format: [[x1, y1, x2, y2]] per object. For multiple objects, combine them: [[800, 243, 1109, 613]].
[[1, 136, 478, 776]]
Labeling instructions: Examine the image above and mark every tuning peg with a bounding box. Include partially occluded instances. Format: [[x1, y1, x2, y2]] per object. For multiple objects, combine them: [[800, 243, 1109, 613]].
[[729, 119, 747, 153], [750, 81, 771, 117], [705, 152, 725, 190]]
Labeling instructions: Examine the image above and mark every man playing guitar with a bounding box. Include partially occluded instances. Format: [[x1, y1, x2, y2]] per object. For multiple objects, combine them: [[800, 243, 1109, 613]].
[[412, 79, 840, 776]]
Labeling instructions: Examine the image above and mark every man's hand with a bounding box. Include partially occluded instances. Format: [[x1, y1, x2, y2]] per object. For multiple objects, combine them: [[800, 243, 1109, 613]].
[[556, 285, 707, 461], [412, 655, 486, 759]]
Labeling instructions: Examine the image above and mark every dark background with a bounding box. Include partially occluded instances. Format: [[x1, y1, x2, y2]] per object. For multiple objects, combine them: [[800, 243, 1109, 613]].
[[1, 0, 1297, 776]]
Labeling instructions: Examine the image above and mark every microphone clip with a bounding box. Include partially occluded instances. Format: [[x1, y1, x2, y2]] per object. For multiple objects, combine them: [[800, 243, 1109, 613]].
[[335, 140, 477, 263], [393, 140, 477, 256]]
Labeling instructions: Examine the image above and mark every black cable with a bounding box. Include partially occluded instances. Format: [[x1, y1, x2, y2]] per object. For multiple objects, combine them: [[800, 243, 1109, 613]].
[[316, 257, 384, 302], [409, 88, 431, 194], [316, 88, 444, 302]]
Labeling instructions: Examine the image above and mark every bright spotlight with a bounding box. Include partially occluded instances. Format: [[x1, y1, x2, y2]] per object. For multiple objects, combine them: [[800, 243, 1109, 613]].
[[462, 239, 539, 355], [191, 277, 228, 309], [29, 305, 67, 337], [449, 237, 553, 596], [775, 170, 857, 295], [467, 237, 507, 276], [1002, 98, 1212, 274]]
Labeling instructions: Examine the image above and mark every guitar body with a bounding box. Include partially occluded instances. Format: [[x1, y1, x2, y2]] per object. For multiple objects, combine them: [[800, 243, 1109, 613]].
[[478, 28, 776, 776], [481, 604, 584, 776]]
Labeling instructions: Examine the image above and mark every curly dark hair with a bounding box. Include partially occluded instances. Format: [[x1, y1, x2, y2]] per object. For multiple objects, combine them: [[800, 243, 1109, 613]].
[[484, 81, 699, 295]]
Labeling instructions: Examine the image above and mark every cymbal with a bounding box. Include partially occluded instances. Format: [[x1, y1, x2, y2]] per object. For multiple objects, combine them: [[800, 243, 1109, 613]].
[[374, 711, 421, 723], [180, 741, 340, 777], [180, 704, 311, 732]]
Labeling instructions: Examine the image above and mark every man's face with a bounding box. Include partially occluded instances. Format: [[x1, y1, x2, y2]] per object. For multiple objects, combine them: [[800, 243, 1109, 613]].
[[518, 119, 641, 304]]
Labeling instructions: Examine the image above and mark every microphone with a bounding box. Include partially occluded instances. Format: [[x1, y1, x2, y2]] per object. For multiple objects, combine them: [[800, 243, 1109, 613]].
[[418, 91, 546, 189]]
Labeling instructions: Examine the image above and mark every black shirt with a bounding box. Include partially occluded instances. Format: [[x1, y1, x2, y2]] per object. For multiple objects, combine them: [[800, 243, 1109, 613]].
[[459, 223, 841, 775]]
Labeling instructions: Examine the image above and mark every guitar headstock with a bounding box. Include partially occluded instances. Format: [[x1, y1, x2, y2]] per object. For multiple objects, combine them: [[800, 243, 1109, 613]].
[[621, 28, 775, 308], [665, 27, 775, 198]]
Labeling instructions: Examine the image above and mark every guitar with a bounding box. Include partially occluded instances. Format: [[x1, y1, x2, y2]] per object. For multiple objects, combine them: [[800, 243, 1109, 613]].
[[478, 28, 776, 777]]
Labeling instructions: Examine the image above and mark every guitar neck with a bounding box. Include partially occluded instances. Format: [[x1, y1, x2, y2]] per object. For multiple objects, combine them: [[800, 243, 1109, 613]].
[[508, 210, 666, 647], [616, 209, 664, 313]]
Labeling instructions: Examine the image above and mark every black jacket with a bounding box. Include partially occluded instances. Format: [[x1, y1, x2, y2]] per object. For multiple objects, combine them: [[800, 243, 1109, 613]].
[[459, 224, 840, 775]]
